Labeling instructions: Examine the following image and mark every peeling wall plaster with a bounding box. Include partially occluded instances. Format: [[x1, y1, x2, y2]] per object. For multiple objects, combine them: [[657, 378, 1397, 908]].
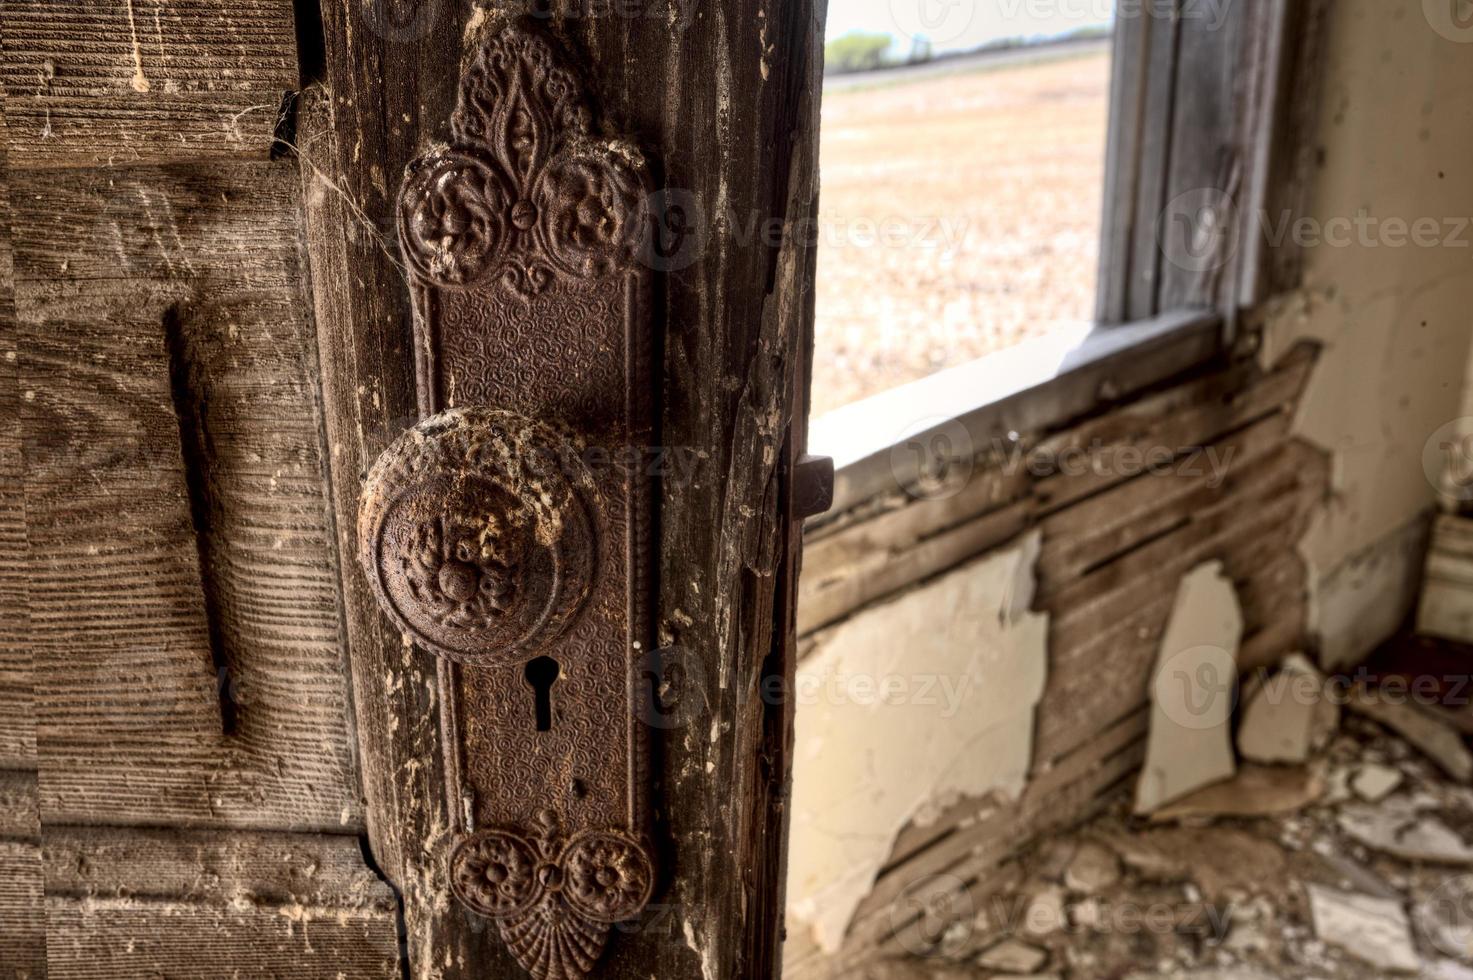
[[785, 532, 1049, 953], [1135, 561, 1242, 815], [784, 1, 1473, 957], [1262, 0, 1473, 666]]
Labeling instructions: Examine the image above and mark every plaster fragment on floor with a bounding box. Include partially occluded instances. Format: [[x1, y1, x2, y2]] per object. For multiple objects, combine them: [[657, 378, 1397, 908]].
[[1020, 885, 1066, 937], [977, 938, 1047, 973], [849, 960, 979, 980], [1352, 762, 1403, 802], [1062, 841, 1119, 894], [1307, 883, 1420, 974], [1150, 764, 1325, 823], [1126, 971, 1278, 980], [1339, 798, 1473, 865], [1135, 562, 1243, 815], [1348, 684, 1473, 782], [786, 533, 1049, 953], [1415, 875, 1473, 965], [1237, 654, 1336, 764]]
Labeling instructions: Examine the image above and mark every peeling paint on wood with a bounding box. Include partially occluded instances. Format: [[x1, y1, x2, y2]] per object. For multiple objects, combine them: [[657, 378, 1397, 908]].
[[788, 533, 1048, 953]]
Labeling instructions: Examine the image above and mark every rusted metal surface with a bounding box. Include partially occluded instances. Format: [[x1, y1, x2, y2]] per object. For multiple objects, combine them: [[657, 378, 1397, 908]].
[[358, 21, 656, 980]]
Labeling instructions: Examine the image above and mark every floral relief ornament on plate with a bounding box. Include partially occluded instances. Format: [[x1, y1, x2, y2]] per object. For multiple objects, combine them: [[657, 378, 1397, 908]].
[[397, 23, 651, 299], [451, 811, 655, 980], [357, 408, 597, 666]]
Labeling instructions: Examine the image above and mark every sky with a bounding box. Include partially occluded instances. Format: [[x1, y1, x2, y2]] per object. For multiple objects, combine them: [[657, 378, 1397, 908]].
[[826, 0, 1114, 55]]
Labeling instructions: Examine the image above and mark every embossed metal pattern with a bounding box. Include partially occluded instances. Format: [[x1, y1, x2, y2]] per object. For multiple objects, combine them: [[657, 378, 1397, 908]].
[[359, 21, 657, 980], [449, 811, 656, 978], [359, 411, 597, 665]]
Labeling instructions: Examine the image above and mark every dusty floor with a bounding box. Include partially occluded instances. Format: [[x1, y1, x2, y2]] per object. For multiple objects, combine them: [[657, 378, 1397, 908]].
[[858, 643, 1473, 979], [812, 46, 1110, 417]]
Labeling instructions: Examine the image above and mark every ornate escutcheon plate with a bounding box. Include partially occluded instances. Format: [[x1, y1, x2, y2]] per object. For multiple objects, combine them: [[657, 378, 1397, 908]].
[[358, 20, 657, 980]]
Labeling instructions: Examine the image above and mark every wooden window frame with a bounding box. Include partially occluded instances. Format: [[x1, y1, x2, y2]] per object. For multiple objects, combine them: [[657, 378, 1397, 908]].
[[811, 0, 1331, 516]]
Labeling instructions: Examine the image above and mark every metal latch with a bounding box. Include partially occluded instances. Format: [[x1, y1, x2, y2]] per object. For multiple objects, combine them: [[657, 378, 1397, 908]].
[[358, 22, 657, 980]]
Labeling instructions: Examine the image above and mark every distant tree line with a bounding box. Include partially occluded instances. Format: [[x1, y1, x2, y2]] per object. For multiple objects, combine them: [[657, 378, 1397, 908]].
[[824, 31, 932, 75], [824, 25, 1112, 76]]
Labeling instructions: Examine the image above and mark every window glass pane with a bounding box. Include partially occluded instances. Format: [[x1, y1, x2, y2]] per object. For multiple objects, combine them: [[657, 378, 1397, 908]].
[[815, 4, 1114, 416]]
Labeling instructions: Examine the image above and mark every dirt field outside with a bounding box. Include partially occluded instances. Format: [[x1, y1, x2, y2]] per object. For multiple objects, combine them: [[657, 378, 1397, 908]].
[[812, 42, 1113, 417]]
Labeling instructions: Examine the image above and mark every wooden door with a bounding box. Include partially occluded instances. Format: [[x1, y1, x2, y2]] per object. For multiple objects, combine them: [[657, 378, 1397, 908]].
[[306, 2, 824, 977], [3, 0, 404, 970], [3, 1, 823, 978]]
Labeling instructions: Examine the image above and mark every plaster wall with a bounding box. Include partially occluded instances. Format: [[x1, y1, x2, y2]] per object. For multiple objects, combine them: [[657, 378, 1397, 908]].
[[1262, 0, 1473, 666]]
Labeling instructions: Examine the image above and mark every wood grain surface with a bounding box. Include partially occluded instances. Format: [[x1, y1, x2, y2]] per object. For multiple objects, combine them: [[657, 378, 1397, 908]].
[[0, 770, 45, 980], [44, 826, 400, 979], [0, 98, 33, 772], [4, 0, 299, 167], [15, 161, 361, 831]]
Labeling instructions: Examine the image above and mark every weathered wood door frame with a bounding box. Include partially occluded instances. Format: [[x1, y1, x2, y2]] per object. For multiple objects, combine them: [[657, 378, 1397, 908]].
[[301, 2, 824, 976]]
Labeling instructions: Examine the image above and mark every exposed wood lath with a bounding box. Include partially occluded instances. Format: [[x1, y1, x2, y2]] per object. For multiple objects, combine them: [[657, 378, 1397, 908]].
[[788, 343, 1329, 976]]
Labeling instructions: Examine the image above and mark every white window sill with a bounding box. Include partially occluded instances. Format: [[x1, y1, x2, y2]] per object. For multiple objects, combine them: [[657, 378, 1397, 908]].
[[808, 309, 1224, 516]]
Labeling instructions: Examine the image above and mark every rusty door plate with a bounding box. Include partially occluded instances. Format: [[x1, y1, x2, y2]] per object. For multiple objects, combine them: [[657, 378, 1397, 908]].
[[358, 21, 657, 980]]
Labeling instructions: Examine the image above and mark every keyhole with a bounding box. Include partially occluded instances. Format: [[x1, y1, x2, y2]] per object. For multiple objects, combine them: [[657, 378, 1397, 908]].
[[524, 657, 560, 733]]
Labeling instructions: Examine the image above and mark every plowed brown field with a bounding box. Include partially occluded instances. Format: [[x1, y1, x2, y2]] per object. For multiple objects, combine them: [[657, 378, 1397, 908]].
[[813, 46, 1112, 416]]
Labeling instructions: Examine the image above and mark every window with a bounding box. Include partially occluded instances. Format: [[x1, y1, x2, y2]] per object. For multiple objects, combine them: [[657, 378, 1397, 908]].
[[810, 1, 1326, 508], [816, 4, 1115, 417]]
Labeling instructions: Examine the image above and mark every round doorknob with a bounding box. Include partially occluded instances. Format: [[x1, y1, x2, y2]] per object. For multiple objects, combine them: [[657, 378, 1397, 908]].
[[358, 408, 597, 665]]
